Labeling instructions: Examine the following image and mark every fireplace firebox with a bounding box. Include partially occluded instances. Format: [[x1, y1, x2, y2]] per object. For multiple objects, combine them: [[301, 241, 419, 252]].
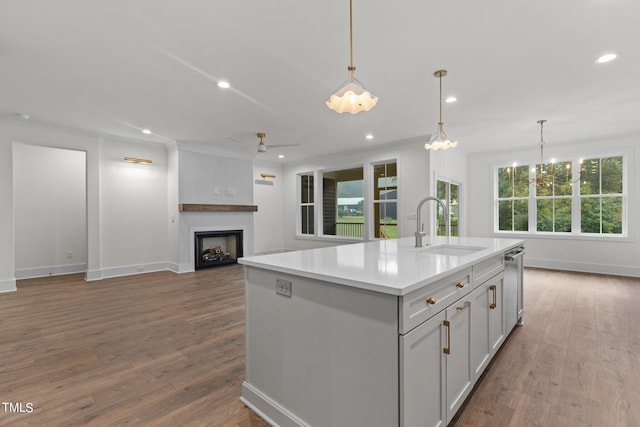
[[194, 230, 243, 270]]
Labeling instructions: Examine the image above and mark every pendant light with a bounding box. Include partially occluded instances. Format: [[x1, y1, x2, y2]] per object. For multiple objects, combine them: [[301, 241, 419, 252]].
[[326, 0, 378, 114], [425, 70, 458, 150]]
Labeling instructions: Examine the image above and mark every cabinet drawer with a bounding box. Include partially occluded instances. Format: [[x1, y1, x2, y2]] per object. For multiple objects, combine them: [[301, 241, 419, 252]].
[[472, 255, 504, 287], [400, 268, 472, 334]]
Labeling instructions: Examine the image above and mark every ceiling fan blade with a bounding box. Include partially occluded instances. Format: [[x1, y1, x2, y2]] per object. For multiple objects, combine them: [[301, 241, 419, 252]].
[[227, 136, 251, 145], [267, 144, 301, 149]]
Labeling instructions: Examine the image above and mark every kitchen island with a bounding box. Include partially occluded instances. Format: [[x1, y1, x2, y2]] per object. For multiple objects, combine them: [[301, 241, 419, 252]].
[[239, 236, 524, 427]]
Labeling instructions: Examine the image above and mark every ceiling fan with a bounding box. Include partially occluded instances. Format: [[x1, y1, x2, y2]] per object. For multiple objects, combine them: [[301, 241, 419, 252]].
[[255, 132, 299, 153]]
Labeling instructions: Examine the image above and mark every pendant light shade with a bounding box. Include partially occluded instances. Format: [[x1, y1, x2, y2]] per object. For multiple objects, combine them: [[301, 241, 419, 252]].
[[425, 70, 458, 150], [326, 0, 378, 114]]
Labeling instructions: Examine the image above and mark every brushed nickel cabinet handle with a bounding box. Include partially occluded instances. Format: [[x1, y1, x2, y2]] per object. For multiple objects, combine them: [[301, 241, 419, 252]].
[[427, 297, 436, 305], [443, 320, 450, 354]]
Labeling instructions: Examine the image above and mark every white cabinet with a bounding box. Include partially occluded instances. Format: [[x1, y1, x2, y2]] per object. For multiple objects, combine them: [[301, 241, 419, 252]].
[[400, 311, 446, 427], [444, 297, 473, 420], [401, 273, 507, 426], [401, 293, 474, 426], [470, 272, 505, 381]]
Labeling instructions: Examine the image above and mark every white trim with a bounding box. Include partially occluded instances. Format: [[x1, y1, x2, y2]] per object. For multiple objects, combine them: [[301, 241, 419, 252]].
[[85, 262, 173, 281], [0, 278, 17, 293], [525, 258, 640, 278], [241, 382, 309, 427], [15, 263, 87, 279]]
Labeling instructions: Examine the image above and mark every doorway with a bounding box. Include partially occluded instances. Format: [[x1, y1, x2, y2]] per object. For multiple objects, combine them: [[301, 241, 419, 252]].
[[13, 143, 87, 278], [436, 178, 462, 237]]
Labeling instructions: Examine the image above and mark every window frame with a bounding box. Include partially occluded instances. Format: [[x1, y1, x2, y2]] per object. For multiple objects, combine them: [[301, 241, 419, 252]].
[[296, 172, 316, 237], [493, 150, 630, 240], [295, 159, 400, 243]]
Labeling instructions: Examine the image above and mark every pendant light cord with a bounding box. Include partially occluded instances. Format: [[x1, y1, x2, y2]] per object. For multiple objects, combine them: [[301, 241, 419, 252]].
[[439, 73, 443, 127], [348, 0, 355, 80]]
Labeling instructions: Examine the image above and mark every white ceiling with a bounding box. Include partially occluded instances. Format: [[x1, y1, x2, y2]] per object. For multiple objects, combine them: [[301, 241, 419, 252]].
[[1, 0, 638, 163]]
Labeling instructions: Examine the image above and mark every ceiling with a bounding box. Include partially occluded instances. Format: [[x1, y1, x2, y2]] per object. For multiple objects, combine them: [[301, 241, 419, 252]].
[[1, 0, 638, 163]]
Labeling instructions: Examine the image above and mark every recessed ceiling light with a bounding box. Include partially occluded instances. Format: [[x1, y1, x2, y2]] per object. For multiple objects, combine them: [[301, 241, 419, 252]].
[[445, 96, 457, 103], [595, 53, 617, 64], [365, 134, 374, 140], [141, 129, 152, 135], [15, 113, 30, 120], [217, 81, 230, 89], [278, 154, 285, 159]]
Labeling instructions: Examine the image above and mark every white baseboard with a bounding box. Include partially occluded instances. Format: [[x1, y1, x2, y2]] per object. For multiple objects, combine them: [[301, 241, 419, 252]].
[[0, 278, 17, 293], [241, 382, 308, 427], [15, 263, 87, 279], [86, 262, 173, 281], [525, 258, 640, 278]]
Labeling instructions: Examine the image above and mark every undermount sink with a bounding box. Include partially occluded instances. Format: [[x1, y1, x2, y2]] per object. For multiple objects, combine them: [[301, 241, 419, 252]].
[[412, 244, 486, 256]]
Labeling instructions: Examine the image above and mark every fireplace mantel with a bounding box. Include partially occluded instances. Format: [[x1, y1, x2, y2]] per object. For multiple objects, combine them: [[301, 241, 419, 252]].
[[179, 203, 258, 213]]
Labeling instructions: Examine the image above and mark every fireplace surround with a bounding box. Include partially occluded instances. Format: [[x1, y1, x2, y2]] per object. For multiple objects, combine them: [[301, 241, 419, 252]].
[[194, 230, 243, 270]]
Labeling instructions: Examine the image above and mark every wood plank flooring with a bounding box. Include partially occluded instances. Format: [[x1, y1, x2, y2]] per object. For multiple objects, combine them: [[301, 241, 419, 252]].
[[451, 268, 640, 427], [0, 266, 267, 427], [1, 266, 638, 426]]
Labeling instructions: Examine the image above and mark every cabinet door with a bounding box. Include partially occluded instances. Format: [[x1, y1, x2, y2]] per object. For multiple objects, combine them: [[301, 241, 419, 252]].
[[400, 311, 446, 427], [470, 282, 491, 381], [488, 274, 505, 353], [445, 297, 473, 421]]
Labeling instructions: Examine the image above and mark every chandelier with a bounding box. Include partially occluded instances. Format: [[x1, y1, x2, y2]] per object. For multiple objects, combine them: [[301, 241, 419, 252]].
[[326, 0, 378, 114], [506, 120, 582, 187]]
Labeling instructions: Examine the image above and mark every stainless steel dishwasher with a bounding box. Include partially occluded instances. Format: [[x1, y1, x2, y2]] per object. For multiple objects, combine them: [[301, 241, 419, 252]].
[[504, 245, 525, 330]]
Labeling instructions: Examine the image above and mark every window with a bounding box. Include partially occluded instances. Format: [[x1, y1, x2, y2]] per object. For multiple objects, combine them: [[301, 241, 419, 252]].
[[436, 178, 461, 237], [322, 167, 364, 238], [535, 160, 572, 232], [495, 153, 626, 237], [496, 165, 530, 232], [373, 162, 397, 239], [299, 173, 314, 235], [298, 159, 399, 241], [580, 156, 623, 234]]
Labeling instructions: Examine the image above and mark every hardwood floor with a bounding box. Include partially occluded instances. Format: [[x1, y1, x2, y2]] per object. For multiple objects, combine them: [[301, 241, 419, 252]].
[[0, 266, 268, 427], [451, 268, 640, 427], [1, 266, 638, 426]]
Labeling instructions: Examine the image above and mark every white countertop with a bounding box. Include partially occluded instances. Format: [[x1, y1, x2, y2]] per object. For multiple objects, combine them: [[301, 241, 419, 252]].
[[239, 236, 524, 296]]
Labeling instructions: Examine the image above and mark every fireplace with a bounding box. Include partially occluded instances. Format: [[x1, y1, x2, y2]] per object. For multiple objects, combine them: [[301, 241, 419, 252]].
[[194, 230, 243, 270]]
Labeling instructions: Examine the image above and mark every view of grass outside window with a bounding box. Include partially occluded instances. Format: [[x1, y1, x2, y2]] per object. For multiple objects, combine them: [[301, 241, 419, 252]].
[[497, 165, 530, 232], [299, 173, 314, 235], [580, 156, 623, 234], [496, 154, 625, 235], [436, 179, 460, 236], [374, 162, 397, 239], [322, 167, 364, 237]]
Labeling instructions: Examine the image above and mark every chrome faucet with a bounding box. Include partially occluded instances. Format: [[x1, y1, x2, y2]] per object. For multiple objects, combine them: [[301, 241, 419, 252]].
[[415, 196, 449, 247]]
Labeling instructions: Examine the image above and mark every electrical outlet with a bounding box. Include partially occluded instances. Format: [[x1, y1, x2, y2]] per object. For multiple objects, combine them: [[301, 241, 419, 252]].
[[276, 278, 292, 297], [66, 251, 73, 259], [407, 213, 417, 220]]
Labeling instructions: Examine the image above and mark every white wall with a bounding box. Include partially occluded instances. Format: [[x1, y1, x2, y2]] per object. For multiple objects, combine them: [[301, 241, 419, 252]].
[[97, 139, 169, 276], [0, 131, 15, 292], [253, 161, 285, 254], [468, 136, 639, 277], [0, 120, 171, 285], [13, 144, 87, 278]]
